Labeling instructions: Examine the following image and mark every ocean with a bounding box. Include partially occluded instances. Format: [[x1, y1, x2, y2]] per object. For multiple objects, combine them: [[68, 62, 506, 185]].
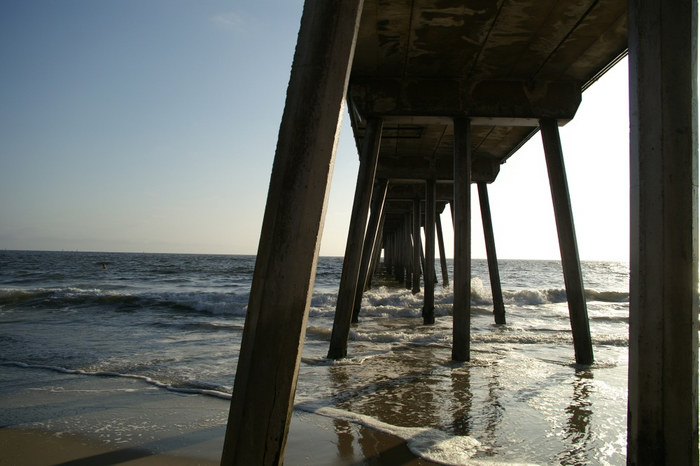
[[0, 250, 631, 464]]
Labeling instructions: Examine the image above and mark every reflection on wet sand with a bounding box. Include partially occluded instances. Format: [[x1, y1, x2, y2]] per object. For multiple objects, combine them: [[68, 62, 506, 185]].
[[449, 364, 473, 435], [558, 369, 594, 465], [328, 347, 444, 429], [333, 419, 355, 459], [315, 334, 623, 464]]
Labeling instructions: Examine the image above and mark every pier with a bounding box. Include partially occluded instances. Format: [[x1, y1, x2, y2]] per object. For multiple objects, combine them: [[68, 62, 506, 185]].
[[222, 1, 697, 465]]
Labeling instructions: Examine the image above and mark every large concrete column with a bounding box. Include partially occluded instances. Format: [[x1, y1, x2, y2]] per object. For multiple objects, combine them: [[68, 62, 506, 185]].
[[424, 179, 436, 324], [627, 1, 698, 464], [328, 117, 383, 359], [221, 1, 364, 464], [477, 182, 506, 325], [452, 117, 471, 361], [412, 198, 422, 294], [404, 213, 413, 289], [540, 118, 593, 366]]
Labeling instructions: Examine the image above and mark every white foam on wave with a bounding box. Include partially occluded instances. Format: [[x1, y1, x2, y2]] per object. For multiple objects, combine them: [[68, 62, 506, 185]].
[[295, 401, 480, 465], [295, 401, 536, 465], [300, 350, 385, 367], [311, 279, 620, 319], [305, 325, 333, 340], [2, 361, 233, 400]]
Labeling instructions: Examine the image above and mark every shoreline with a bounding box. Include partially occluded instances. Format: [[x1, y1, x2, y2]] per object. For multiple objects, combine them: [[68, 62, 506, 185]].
[[0, 365, 437, 465]]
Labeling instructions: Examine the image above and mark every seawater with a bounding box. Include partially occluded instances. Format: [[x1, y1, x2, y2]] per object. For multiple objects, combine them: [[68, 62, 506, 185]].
[[0, 250, 631, 464]]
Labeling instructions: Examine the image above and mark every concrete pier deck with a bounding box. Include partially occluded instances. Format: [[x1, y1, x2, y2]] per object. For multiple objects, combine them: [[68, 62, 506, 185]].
[[347, 0, 627, 180]]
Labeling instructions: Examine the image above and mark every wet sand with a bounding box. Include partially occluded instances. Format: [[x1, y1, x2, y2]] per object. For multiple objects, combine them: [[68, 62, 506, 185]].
[[0, 365, 436, 465]]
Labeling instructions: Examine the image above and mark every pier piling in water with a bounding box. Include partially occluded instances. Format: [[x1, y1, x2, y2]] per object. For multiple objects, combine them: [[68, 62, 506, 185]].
[[627, 0, 698, 463], [477, 182, 506, 325], [540, 118, 593, 365], [423, 179, 436, 324], [352, 178, 388, 323], [328, 117, 383, 360], [404, 214, 413, 289], [435, 212, 449, 287], [452, 117, 472, 362], [411, 198, 422, 295]]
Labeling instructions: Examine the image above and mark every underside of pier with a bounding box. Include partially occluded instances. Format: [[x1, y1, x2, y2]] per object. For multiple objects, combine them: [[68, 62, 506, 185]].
[[222, 1, 698, 465]]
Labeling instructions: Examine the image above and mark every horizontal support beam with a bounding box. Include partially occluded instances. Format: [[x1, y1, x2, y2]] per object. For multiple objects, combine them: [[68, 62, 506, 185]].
[[386, 183, 453, 201], [376, 157, 500, 183], [349, 78, 582, 122], [373, 115, 558, 127]]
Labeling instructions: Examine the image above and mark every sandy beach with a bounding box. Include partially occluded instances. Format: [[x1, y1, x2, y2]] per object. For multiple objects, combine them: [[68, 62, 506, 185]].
[[0, 364, 436, 465]]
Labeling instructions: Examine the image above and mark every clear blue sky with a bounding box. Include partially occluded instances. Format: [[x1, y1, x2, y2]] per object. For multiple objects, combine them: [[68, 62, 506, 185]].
[[0, 1, 642, 260]]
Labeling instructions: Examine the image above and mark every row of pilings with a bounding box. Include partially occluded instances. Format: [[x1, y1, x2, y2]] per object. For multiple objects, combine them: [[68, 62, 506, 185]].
[[381, 203, 446, 292]]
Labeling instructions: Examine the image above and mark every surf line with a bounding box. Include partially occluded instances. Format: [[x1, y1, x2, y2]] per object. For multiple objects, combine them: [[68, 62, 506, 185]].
[[1, 361, 232, 400]]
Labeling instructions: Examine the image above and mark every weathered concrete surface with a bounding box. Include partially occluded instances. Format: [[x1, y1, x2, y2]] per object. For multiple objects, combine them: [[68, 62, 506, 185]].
[[627, 0, 698, 464], [348, 0, 628, 180], [350, 78, 582, 121]]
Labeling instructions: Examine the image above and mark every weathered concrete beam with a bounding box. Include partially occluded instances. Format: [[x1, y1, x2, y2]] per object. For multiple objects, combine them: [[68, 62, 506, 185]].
[[386, 183, 453, 201], [349, 78, 582, 123], [627, 0, 698, 464], [376, 156, 500, 182], [221, 1, 364, 464]]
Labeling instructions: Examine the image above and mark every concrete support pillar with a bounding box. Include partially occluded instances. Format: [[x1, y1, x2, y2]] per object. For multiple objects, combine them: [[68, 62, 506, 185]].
[[367, 210, 386, 289], [328, 117, 383, 359], [352, 178, 388, 322], [424, 179, 436, 324], [477, 182, 506, 325], [383, 235, 392, 275], [436, 212, 450, 287], [452, 117, 471, 361], [627, 0, 698, 463], [412, 198, 422, 294], [539, 118, 593, 365], [221, 1, 363, 464], [404, 213, 413, 289]]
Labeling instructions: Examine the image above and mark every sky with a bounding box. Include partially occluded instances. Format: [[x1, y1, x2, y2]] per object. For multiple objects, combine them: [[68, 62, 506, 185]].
[[0, 1, 649, 261]]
